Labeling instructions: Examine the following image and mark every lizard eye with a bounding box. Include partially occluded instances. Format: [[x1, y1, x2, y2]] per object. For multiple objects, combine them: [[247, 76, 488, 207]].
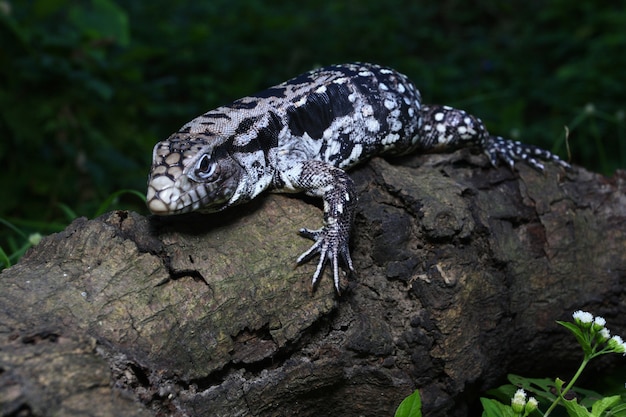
[[195, 154, 220, 181]]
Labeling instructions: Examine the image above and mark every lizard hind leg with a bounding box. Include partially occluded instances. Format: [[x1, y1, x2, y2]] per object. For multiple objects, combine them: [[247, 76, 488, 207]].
[[482, 135, 572, 171], [419, 105, 571, 171]]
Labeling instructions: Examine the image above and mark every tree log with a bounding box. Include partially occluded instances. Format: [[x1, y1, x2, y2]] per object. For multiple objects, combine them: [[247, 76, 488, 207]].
[[1, 151, 625, 417]]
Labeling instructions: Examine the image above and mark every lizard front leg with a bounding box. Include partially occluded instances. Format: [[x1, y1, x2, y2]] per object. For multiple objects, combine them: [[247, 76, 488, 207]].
[[275, 160, 357, 293]]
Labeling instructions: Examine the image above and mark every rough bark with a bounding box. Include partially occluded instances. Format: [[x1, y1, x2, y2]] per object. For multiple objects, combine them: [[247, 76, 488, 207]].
[[1, 151, 625, 417]]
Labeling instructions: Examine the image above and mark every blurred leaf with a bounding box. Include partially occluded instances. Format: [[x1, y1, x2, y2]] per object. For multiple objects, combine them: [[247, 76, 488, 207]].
[[93, 189, 146, 218], [590, 395, 623, 417], [68, 0, 129, 46], [608, 402, 626, 417], [561, 397, 592, 417], [558, 321, 593, 356], [0, 246, 9, 268], [507, 374, 559, 402], [57, 203, 78, 222], [480, 398, 516, 417]]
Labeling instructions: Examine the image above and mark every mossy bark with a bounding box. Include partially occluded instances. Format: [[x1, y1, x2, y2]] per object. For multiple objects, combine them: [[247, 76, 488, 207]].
[[1, 151, 625, 417]]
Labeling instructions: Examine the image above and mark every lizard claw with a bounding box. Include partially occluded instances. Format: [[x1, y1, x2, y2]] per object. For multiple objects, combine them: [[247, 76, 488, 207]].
[[297, 227, 354, 294]]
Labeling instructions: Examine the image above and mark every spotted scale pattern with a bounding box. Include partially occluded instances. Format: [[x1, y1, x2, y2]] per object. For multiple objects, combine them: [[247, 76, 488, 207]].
[[147, 63, 570, 293]]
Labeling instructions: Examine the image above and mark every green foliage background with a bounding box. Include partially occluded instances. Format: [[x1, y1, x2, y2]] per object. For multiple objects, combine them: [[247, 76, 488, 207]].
[[1, 0, 625, 255]]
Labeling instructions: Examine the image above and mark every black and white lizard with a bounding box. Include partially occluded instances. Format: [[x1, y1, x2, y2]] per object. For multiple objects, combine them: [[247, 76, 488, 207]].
[[147, 62, 569, 293]]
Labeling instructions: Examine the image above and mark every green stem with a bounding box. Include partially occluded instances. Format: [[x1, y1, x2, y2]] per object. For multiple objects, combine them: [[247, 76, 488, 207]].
[[543, 357, 590, 417]]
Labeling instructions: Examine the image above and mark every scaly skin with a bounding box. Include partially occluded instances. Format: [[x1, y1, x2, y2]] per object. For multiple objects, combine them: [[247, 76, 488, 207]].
[[146, 63, 570, 293]]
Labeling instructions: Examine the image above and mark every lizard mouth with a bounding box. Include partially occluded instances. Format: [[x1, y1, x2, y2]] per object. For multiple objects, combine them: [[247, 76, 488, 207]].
[[146, 174, 201, 215], [146, 171, 238, 215], [147, 172, 228, 215]]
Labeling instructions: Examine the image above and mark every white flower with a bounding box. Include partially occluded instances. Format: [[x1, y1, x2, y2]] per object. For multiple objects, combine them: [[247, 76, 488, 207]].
[[600, 327, 611, 340], [609, 335, 626, 353], [594, 316, 606, 327], [511, 389, 527, 413], [526, 397, 539, 412], [573, 310, 593, 324]]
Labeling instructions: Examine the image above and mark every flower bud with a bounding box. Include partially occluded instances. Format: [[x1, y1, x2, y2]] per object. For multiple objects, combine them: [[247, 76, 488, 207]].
[[598, 327, 611, 342], [511, 389, 527, 414], [593, 316, 606, 331], [525, 397, 538, 414], [609, 335, 626, 353]]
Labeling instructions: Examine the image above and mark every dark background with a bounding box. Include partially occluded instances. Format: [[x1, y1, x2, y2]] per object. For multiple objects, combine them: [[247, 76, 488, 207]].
[[1, 0, 625, 261]]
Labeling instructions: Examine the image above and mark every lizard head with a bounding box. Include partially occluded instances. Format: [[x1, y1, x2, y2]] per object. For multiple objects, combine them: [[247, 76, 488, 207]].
[[146, 134, 242, 215]]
